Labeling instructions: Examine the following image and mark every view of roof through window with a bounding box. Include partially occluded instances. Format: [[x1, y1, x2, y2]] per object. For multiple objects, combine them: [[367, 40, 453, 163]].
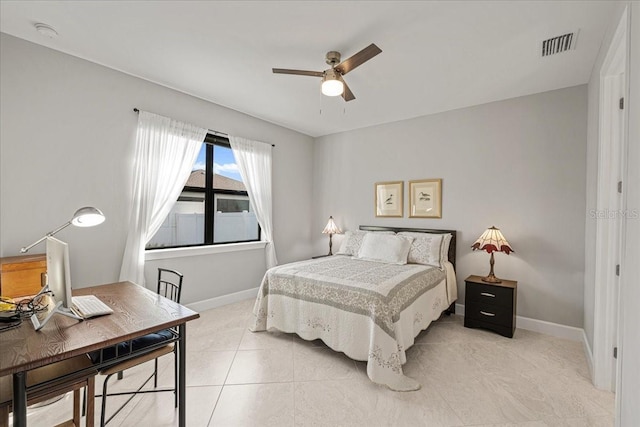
[[147, 142, 258, 248], [186, 143, 246, 191]]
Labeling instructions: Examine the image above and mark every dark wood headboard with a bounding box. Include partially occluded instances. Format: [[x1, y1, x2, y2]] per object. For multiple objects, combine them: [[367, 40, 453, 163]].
[[359, 225, 457, 270]]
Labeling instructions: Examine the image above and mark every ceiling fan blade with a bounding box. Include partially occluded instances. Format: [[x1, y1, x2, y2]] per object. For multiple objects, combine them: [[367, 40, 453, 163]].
[[272, 68, 324, 77], [335, 43, 382, 75], [338, 75, 355, 101]]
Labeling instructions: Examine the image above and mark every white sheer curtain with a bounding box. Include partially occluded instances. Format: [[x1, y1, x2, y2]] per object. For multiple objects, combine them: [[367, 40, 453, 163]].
[[120, 111, 207, 284], [229, 136, 278, 268]]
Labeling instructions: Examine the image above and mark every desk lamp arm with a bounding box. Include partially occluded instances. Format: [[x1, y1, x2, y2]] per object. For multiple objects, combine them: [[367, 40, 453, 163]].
[[20, 221, 72, 253]]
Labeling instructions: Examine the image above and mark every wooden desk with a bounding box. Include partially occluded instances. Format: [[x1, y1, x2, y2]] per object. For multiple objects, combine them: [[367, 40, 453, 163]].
[[0, 281, 200, 427]]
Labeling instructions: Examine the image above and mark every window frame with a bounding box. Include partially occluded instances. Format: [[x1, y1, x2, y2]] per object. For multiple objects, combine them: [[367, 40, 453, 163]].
[[146, 133, 261, 250]]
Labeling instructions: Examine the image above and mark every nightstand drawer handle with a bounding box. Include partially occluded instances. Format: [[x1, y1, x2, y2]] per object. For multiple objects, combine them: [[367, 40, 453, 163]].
[[480, 311, 496, 317], [480, 292, 496, 297]]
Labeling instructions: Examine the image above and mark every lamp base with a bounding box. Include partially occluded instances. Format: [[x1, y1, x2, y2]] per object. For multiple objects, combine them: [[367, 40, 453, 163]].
[[482, 274, 502, 284], [328, 233, 333, 256], [483, 252, 502, 283]]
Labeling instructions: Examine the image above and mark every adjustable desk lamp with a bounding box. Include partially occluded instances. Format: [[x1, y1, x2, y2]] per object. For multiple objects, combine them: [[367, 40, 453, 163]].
[[20, 207, 105, 330], [21, 206, 105, 253]]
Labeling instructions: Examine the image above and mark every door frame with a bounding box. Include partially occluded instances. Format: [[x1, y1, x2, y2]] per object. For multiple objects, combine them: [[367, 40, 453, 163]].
[[592, 6, 629, 394]]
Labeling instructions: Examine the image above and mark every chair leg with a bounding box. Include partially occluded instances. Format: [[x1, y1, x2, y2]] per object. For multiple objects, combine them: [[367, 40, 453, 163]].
[[154, 358, 158, 388], [73, 389, 81, 426], [87, 376, 95, 427], [101, 373, 114, 427], [0, 404, 9, 427], [100, 368, 157, 426]]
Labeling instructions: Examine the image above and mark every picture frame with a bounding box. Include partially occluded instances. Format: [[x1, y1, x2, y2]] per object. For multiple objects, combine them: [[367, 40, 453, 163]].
[[409, 179, 442, 218], [375, 181, 403, 217]]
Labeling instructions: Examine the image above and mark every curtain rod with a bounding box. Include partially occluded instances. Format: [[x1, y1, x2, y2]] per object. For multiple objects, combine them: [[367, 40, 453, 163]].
[[133, 108, 275, 147]]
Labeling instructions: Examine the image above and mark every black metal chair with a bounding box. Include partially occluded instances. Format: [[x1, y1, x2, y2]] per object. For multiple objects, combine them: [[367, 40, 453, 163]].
[[94, 268, 183, 426]]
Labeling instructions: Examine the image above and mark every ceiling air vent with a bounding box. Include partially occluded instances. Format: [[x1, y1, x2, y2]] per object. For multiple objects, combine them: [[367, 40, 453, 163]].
[[541, 31, 579, 57]]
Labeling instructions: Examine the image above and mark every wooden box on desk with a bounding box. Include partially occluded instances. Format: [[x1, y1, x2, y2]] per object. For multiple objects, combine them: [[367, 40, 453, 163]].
[[0, 254, 46, 298]]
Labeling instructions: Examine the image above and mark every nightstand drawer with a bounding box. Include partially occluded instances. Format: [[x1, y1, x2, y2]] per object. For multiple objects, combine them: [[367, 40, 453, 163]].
[[466, 282, 513, 306], [465, 301, 513, 326]]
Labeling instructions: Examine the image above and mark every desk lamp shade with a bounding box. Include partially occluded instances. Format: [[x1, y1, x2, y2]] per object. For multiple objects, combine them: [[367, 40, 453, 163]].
[[71, 206, 106, 227], [471, 226, 513, 283], [322, 216, 342, 256]]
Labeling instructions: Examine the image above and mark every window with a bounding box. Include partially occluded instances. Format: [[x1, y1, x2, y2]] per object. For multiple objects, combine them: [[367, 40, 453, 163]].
[[147, 134, 260, 249]]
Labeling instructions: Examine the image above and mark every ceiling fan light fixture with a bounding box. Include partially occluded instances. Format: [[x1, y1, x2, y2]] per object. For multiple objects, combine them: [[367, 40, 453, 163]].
[[321, 70, 344, 97], [273, 43, 381, 102]]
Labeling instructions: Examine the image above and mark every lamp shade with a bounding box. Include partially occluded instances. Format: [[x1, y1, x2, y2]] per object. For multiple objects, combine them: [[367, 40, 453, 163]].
[[471, 226, 513, 254], [321, 70, 344, 97], [322, 216, 342, 235], [71, 206, 106, 227]]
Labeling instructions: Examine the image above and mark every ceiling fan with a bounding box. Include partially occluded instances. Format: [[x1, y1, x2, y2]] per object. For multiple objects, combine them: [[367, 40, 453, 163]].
[[272, 43, 382, 102]]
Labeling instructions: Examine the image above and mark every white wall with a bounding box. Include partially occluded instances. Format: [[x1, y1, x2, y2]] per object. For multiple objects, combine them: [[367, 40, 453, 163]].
[[0, 34, 315, 303], [313, 86, 588, 327]]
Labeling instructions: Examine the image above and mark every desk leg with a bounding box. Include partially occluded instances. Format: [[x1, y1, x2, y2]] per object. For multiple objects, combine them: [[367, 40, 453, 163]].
[[178, 323, 186, 427], [13, 372, 27, 427]]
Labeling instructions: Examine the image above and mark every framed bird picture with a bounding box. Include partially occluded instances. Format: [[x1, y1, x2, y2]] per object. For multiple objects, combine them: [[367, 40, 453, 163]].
[[409, 179, 442, 218], [375, 181, 403, 217]]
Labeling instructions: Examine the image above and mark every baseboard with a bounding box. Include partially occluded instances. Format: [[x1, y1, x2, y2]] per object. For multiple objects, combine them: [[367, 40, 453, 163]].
[[186, 287, 259, 312], [582, 329, 595, 380], [455, 303, 584, 342]]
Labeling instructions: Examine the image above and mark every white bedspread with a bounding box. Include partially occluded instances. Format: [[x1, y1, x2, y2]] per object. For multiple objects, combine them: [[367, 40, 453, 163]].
[[250, 255, 457, 391]]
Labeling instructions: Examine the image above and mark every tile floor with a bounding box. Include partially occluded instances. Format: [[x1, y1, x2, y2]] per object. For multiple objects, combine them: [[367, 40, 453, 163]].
[[16, 298, 614, 426]]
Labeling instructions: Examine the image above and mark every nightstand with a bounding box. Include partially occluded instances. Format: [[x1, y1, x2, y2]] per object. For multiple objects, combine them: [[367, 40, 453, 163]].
[[464, 275, 517, 338]]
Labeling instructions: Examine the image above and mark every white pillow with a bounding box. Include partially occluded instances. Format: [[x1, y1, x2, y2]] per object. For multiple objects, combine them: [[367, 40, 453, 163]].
[[356, 233, 414, 265], [336, 230, 395, 256], [398, 232, 450, 268], [336, 231, 367, 256], [442, 233, 452, 262]]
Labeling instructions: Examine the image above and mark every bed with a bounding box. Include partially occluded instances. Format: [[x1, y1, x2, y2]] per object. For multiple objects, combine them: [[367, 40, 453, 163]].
[[250, 226, 457, 391]]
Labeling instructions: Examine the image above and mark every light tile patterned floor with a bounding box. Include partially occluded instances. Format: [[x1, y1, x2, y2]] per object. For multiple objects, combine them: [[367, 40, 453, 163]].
[[15, 298, 614, 426]]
